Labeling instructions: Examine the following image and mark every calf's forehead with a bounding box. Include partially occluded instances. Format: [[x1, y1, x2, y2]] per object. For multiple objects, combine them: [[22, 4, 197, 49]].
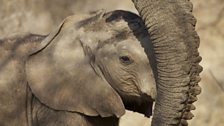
[[78, 11, 151, 58]]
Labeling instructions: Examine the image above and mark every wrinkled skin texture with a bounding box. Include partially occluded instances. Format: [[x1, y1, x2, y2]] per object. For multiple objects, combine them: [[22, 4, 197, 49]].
[[132, 0, 202, 126], [0, 10, 156, 126]]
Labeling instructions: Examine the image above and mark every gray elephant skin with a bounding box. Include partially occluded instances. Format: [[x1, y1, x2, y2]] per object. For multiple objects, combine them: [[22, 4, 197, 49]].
[[131, 0, 203, 125], [0, 10, 156, 126], [0, 0, 203, 125]]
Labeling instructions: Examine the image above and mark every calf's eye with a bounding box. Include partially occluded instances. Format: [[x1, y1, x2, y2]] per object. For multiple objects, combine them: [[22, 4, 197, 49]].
[[119, 56, 134, 65]]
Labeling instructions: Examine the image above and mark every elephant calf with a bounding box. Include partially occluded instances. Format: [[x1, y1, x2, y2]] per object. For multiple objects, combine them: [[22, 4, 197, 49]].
[[0, 10, 156, 126]]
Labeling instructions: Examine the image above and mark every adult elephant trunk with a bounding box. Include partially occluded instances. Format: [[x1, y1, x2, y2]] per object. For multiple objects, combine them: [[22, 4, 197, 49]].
[[132, 0, 202, 126]]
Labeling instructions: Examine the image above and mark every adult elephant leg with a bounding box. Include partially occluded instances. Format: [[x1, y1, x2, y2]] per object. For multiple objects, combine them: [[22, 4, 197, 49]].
[[132, 0, 202, 126]]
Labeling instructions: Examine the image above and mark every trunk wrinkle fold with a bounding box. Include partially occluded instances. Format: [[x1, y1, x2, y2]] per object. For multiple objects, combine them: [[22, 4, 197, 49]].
[[132, 0, 202, 125]]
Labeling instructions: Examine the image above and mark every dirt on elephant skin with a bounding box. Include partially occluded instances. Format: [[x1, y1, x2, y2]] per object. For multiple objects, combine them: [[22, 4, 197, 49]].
[[0, 0, 224, 126]]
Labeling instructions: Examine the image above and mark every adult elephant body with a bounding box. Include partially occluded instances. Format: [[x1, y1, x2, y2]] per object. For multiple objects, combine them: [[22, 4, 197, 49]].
[[0, 11, 156, 126]]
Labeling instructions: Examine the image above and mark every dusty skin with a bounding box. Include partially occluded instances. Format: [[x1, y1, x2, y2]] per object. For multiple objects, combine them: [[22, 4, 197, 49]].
[[0, 10, 156, 126], [0, 0, 209, 126]]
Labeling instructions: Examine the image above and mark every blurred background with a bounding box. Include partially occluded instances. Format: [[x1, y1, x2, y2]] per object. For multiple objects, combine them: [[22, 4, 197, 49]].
[[0, 0, 223, 126]]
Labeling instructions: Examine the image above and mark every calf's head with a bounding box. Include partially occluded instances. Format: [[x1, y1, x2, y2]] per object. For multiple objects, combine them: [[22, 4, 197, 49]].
[[26, 10, 156, 118]]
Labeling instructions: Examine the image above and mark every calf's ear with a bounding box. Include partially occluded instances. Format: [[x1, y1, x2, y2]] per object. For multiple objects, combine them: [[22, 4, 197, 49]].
[[26, 13, 125, 118]]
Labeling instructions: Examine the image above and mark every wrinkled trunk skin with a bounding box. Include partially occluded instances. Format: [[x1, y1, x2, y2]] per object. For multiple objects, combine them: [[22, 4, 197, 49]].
[[132, 0, 202, 126]]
